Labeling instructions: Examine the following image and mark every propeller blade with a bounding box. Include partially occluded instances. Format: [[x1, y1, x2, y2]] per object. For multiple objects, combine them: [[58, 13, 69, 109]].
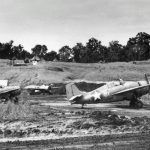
[[145, 74, 150, 101]]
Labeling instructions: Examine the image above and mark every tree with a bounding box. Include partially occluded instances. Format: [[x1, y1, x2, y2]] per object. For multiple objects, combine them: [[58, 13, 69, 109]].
[[72, 43, 85, 62], [0, 42, 4, 59], [31, 44, 48, 58], [12, 44, 24, 59], [58, 46, 72, 62], [126, 32, 150, 61], [98, 45, 108, 62], [85, 38, 99, 63], [44, 51, 57, 61], [0, 40, 14, 59], [84, 38, 107, 63], [20, 50, 31, 60], [107, 41, 124, 62]]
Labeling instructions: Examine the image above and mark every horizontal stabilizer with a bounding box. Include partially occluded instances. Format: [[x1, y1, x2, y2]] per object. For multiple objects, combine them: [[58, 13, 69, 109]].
[[69, 94, 83, 101]]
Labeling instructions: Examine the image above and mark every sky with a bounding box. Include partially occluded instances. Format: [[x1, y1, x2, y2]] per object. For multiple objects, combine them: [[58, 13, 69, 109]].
[[0, 0, 150, 52]]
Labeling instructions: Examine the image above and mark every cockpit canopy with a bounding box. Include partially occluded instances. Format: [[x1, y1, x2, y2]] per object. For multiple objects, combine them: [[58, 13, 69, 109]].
[[106, 80, 124, 88]]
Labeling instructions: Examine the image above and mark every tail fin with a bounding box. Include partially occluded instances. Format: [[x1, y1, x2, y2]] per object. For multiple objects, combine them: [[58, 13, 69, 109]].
[[66, 83, 85, 100], [145, 74, 149, 84]]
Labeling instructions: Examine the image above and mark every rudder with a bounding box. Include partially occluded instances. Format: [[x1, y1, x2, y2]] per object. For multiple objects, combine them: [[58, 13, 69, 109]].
[[66, 83, 84, 100]]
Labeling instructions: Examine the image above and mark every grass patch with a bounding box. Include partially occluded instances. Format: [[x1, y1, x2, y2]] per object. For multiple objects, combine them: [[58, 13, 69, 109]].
[[0, 100, 34, 122], [1, 59, 150, 86]]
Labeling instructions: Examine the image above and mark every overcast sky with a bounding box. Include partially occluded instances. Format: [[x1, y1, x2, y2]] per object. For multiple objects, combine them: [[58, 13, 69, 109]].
[[0, 0, 150, 52]]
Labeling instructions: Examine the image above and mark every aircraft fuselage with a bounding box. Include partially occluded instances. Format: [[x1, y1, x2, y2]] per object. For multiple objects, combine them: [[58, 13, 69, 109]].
[[71, 81, 149, 105]]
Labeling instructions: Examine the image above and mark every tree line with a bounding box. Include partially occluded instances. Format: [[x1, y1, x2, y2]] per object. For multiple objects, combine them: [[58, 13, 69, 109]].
[[0, 32, 150, 63]]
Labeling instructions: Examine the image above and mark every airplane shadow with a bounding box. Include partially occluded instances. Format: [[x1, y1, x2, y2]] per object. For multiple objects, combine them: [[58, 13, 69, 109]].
[[142, 104, 150, 110], [68, 102, 150, 111], [114, 104, 150, 110], [71, 106, 94, 110], [72, 103, 150, 111]]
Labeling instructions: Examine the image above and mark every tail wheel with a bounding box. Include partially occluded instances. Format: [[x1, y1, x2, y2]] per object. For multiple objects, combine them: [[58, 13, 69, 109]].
[[134, 100, 143, 109], [129, 100, 135, 107], [13, 97, 19, 104]]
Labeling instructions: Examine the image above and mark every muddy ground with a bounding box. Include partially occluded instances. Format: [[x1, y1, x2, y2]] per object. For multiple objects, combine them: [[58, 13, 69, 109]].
[[1, 94, 150, 149]]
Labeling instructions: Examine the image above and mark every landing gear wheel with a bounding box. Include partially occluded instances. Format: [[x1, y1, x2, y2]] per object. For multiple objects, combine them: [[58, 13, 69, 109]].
[[129, 100, 143, 109], [134, 100, 143, 109], [81, 104, 84, 109], [13, 97, 19, 104], [129, 101, 135, 107]]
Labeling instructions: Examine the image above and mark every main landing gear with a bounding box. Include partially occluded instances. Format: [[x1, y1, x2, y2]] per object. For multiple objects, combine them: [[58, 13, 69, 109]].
[[81, 104, 85, 109], [1, 96, 19, 104], [129, 99, 143, 109], [70, 103, 85, 109]]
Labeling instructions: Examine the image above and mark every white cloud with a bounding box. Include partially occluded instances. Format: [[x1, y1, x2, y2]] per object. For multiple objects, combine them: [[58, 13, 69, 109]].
[[0, 0, 149, 51]]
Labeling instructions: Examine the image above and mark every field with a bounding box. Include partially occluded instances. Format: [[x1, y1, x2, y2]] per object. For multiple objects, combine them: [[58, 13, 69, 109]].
[[1, 95, 150, 149], [1, 59, 150, 149], [1, 59, 150, 86]]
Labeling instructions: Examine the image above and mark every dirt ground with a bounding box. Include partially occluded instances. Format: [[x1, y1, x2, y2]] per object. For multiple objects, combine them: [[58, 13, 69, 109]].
[[1, 59, 150, 149], [1, 94, 150, 149]]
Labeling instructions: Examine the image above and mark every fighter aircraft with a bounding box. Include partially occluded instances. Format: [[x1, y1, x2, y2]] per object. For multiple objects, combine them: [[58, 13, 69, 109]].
[[24, 84, 53, 95], [66, 74, 150, 109], [0, 86, 21, 103]]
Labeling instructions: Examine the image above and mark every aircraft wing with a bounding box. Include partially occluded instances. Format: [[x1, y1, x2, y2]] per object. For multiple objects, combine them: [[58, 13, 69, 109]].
[[24, 85, 49, 90], [24, 85, 40, 89], [111, 84, 150, 96], [0, 86, 20, 94]]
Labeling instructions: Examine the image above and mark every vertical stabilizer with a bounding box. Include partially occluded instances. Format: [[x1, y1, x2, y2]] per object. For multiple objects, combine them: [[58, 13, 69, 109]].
[[145, 74, 149, 84], [66, 83, 85, 100]]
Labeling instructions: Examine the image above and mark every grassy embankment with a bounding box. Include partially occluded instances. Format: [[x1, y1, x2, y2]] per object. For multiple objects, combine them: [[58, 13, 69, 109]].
[[1, 59, 150, 86]]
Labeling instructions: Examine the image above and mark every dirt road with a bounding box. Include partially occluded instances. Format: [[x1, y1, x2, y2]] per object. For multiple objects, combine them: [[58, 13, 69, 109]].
[[1, 95, 150, 150], [33, 95, 150, 118], [1, 133, 150, 150]]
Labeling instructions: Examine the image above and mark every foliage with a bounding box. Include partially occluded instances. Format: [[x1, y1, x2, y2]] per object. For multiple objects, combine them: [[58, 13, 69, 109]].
[[72, 43, 85, 63], [107, 41, 125, 62], [44, 51, 57, 61], [70, 32, 150, 63], [58, 45, 73, 62], [31, 44, 48, 58], [1, 32, 150, 62], [0, 41, 31, 60], [126, 32, 150, 61]]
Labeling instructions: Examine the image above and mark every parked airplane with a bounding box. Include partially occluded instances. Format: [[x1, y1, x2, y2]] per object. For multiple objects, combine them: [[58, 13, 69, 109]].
[[24, 84, 53, 95], [0, 86, 21, 103], [66, 74, 150, 109]]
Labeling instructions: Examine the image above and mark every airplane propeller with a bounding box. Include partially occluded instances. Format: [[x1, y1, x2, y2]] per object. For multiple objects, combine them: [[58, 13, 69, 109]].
[[144, 74, 150, 100]]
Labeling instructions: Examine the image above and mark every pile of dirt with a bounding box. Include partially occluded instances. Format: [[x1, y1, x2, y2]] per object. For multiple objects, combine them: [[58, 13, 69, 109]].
[[89, 111, 132, 126], [47, 67, 64, 72], [0, 109, 150, 139], [65, 111, 150, 132]]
